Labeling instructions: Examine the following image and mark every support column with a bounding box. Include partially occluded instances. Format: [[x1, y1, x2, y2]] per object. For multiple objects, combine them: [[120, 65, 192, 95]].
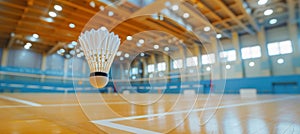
[[40, 53, 47, 82], [288, 23, 300, 73], [63, 59, 69, 83], [1, 48, 8, 67], [258, 27, 272, 76], [0, 48, 8, 80], [232, 32, 244, 78], [210, 36, 222, 79]]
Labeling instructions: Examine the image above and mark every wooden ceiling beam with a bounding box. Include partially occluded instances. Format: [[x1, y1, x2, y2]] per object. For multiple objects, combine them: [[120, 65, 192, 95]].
[[235, 0, 259, 31], [191, 0, 231, 29], [214, 0, 254, 34]]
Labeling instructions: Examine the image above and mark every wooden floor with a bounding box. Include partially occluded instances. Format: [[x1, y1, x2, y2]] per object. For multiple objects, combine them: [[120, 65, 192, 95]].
[[0, 93, 299, 134]]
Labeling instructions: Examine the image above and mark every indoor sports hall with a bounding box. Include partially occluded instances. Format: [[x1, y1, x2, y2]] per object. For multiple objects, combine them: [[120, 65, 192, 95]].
[[0, 0, 299, 133]]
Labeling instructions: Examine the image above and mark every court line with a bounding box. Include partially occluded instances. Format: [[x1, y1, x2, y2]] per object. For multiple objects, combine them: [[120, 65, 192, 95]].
[[92, 96, 297, 133], [0, 98, 209, 108], [0, 95, 42, 107], [93, 121, 162, 134]]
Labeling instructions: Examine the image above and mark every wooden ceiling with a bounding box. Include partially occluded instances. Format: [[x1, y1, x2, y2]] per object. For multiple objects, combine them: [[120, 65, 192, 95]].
[[0, 0, 298, 58]]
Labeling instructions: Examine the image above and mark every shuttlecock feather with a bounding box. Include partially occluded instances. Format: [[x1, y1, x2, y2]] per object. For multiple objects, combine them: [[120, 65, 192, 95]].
[[78, 28, 120, 88]]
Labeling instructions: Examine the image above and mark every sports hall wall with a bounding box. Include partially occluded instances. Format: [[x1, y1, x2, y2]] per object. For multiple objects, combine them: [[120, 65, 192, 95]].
[[0, 24, 299, 94]]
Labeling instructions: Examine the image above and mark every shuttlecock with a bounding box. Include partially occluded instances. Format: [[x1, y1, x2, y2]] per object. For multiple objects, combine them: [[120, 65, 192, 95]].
[[78, 28, 120, 88]]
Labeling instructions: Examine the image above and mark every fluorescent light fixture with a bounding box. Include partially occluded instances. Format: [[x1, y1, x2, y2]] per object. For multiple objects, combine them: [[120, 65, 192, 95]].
[[216, 34, 222, 39], [126, 36, 133, 41], [89, 1, 96, 8], [204, 26, 211, 32], [264, 9, 273, 16], [172, 5, 179, 11], [69, 23, 75, 28], [269, 18, 277, 24], [138, 39, 144, 44], [32, 33, 39, 39], [124, 53, 129, 58], [226, 65, 231, 69], [100, 26, 107, 31], [24, 42, 32, 49], [183, 13, 190, 18], [258, 0, 268, 5], [154, 44, 159, 49], [108, 11, 114, 16], [54, 5, 63, 11], [48, 11, 57, 17], [277, 58, 284, 64], [140, 53, 145, 56], [116, 51, 122, 56], [249, 61, 255, 67], [164, 47, 169, 52]]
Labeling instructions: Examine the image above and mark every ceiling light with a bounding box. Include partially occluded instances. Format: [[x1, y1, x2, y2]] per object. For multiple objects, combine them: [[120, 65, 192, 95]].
[[65, 54, 71, 59], [136, 42, 142, 47], [269, 19, 277, 24], [183, 13, 190, 18], [108, 11, 114, 16], [216, 34, 222, 39], [54, 5, 63, 11], [124, 53, 129, 58], [120, 57, 124, 61], [164, 47, 169, 52], [226, 65, 231, 69], [59, 48, 65, 53], [277, 58, 284, 64], [172, 5, 179, 11], [258, 0, 268, 5], [71, 41, 77, 46], [70, 50, 75, 55], [138, 39, 144, 44], [32, 33, 39, 39], [206, 66, 211, 71], [100, 26, 107, 31], [249, 61, 255, 67], [68, 43, 74, 49], [89, 1, 96, 8], [140, 53, 145, 56], [126, 36, 133, 41], [76, 49, 80, 53], [116, 51, 122, 56], [42, 17, 54, 23], [24, 42, 32, 49], [69, 23, 75, 28], [154, 44, 159, 49], [99, 5, 105, 11], [204, 26, 211, 32], [264, 9, 273, 16], [48, 11, 57, 17]]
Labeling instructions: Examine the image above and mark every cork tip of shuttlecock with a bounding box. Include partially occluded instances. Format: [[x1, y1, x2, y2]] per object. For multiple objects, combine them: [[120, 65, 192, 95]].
[[89, 72, 109, 88]]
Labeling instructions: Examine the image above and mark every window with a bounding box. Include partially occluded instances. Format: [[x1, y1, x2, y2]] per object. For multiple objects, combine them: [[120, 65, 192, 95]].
[[131, 67, 138, 75], [202, 53, 215, 65], [157, 62, 166, 71], [241, 46, 261, 59], [267, 40, 293, 56], [186, 57, 198, 67], [147, 64, 155, 73], [220, 50, 236, 62], [173, 59, 183, 69]]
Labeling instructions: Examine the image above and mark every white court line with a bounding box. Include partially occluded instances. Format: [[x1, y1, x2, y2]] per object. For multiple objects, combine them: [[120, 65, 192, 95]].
[[0, 95, 42, 107], [0, 98, 209, 109], [92, 96, 297, 133], [93, 121, 162, 134]]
